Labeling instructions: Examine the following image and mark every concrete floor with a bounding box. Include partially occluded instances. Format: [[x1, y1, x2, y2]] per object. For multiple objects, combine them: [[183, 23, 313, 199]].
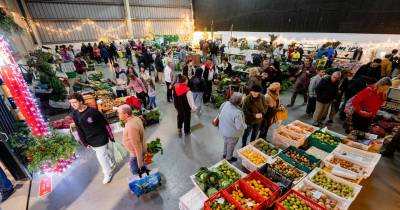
[[5, 60, 399, 210]]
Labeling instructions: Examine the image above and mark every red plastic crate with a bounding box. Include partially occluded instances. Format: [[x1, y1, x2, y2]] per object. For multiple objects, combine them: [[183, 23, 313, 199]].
[[204, 191, 241, 210], [274, 189, 326, 210], [224, 180, 267, 210], [242, 171, 281, 207]]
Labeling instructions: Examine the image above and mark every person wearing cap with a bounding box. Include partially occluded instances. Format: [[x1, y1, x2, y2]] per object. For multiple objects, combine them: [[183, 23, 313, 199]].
[[241, 85, 268, 147]]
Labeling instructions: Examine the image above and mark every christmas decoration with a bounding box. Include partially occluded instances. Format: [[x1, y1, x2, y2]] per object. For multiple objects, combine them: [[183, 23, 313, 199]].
[[0, 37, 48, 136]]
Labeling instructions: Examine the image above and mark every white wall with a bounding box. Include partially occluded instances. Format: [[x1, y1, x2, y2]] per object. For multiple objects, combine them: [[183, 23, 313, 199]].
[[216, 31, 400, 63]]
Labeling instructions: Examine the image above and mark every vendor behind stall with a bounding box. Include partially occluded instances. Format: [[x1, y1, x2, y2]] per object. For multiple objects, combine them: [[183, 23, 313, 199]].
[[346, 77, 392, 132], [73, 54, 88, 74], [73, 68, 92, 92], [112, 63, 128, 97]]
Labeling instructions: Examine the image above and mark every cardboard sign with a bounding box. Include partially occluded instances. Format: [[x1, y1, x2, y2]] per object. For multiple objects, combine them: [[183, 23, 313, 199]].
[[39, 177, 52, 196]]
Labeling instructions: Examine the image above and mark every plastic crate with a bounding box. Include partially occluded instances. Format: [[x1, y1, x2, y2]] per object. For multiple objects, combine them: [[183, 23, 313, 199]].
[[190, 160, 247, 198], [224, 180, 267, 210], [204, 191, 240, 210], [283, 124, 312, 138], [305, 168, 362, 202], [278, 146, 321, 173], [275, 189, 326, 210], [306, 146, 330, 160], [88, 64, 95, 71], [258, 164, 293, 196], [66, 71, 77, 79], [289, 120, 319, 133], [332, 144, 381, 178], [323, 153, 366, 180], [180, 187, 207, 210], [242, 171, 281, 207], [269, 157, 307, 185], [293, 180, 350, 210], [272, 126, 306, 149], [250, 138, 281, 163], [308, 130, 343, 153], [238, 145, 269, 172]]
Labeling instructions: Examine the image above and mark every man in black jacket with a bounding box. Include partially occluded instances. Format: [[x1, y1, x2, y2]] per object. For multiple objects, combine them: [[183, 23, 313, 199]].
[[68, 93, 116, 184], [312, 71, 341, 126], [353, 58, 382, 82], [154, 51, 164, 84]]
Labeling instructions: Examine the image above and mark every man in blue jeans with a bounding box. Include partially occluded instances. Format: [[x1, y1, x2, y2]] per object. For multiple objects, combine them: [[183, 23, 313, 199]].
[[117, 105, 148, 175], [0, 166, 14, 202]]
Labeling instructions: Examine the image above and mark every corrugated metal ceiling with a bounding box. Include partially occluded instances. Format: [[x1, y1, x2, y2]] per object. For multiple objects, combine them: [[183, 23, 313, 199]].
[[28, 2, 125, 19]]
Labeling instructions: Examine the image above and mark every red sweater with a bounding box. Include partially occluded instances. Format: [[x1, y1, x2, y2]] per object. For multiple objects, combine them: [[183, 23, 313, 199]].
[[351, 85, 385, 117]]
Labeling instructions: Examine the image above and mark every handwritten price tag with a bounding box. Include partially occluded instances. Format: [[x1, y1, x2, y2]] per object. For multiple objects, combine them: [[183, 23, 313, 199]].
[[312, 191, 323, 200], [246, 202, 254, 207], [217, 198, 225, 204]]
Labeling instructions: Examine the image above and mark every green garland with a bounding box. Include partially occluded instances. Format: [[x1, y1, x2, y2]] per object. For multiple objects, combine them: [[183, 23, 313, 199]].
[[0, 8, 24, 34]]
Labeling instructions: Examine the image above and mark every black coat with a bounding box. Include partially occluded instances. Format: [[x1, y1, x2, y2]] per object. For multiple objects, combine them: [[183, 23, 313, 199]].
[[315, 76, 339, 103], [354, 63, 381, 82], [189, 77, 205, 93], [174, 90, 191, 114], [155, 56, 164, 72]]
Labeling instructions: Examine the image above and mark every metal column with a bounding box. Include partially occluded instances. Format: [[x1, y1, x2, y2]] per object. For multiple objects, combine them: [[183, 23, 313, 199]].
[[123, 0, 133, 39]]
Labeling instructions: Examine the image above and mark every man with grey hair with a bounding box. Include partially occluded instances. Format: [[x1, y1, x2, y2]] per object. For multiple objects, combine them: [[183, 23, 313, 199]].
[[218, 92, 247, 162], [164, 58, 177, 102], [312, 71, 341, 126], [117, 105, 147, 175]]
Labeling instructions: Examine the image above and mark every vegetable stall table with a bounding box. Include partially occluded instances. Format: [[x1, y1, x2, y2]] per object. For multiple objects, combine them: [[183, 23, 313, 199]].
[[187, 120, 385, 210]]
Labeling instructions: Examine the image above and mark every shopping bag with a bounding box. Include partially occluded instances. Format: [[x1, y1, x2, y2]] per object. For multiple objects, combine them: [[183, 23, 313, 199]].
[[128, 168, 161, 197], [112, 141, 129, 163], [275, 108, 288, 121], [117, 51, 124, 58]]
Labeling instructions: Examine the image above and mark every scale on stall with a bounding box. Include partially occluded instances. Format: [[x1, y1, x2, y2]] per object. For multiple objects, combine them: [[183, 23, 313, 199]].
[[382, 87, 400, 112]]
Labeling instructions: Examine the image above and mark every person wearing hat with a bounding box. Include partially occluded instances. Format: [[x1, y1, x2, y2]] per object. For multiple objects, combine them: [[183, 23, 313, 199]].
[[241, 85, 268, 147]]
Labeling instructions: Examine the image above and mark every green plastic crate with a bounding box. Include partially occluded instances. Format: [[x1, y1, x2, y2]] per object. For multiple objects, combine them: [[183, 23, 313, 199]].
[[307, 130, 342, 153], [88, 64, 95, 71], [66, 71, 77, 79], [278, 146, 321, 173]]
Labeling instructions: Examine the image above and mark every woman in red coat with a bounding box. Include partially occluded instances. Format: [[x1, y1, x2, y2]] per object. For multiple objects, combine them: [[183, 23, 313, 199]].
[[347, 77, 392, 132]]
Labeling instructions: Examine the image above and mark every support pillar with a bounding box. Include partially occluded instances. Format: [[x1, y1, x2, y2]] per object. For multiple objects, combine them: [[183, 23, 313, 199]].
[[123, 0, 133, 39]]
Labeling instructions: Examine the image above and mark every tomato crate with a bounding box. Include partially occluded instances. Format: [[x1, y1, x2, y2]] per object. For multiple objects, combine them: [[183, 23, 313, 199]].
[[275, 189, 326, 210], [224, 180, 267, 210], [204, 191, 240, 210], [307, 130, 343, 153], [242, 171, 281, 207], [278, 146, 321, 173]]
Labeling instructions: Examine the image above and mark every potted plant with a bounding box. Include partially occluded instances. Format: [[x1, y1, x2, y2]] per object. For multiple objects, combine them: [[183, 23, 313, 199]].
[[144, 138, 163, 164]]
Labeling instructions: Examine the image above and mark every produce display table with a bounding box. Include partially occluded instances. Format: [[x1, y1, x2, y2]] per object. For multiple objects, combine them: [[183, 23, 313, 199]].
[[191, 120, 384, 210]]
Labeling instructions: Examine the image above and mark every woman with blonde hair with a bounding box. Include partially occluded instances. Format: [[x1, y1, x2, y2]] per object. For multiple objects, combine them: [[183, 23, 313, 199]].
[[247, 67, 262, 91], [259, 82, 283, 139]]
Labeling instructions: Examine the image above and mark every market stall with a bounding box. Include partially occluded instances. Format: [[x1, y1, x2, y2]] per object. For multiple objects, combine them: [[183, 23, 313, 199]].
[[180, 119, 383, 210]]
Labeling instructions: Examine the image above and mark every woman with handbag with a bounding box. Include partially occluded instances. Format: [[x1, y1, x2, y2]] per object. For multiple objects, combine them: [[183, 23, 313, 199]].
[[259, 82, 284, 139], [218, 92, 247, 162]]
